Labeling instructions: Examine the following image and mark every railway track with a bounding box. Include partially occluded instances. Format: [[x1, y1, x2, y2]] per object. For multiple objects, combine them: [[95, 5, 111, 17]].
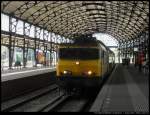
[[2, 85, 99, 112], [49, 96, 91, 112], [47, 89, 100, 112], [1, 84, 63, 112], [2, 70, 110, 112], [45, 75, 110, 112]]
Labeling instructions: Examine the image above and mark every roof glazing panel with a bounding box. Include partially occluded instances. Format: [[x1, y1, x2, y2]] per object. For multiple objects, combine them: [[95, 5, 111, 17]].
[[1, 1, 149, 42]]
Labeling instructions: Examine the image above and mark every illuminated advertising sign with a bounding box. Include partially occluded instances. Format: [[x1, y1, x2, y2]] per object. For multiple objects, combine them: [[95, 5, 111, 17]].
[[36, 51, 45, 64]]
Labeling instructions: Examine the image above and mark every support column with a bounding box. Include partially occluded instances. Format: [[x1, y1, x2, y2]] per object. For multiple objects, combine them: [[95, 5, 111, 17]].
[[34, 27, 37, 67], [50, 32, 53, 67], [125, 41, 128, 59], [118, 43, 121, 64], [8, 16, 18, 69], [23, 22, 26, 68], [43, 35, 46, 67], [8, 16, 12, 69]]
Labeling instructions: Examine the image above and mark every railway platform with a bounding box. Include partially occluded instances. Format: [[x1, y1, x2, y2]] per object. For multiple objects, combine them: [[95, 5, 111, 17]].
[[1, 67, 56, 101], [90, 64, 149, 114], [1, 67, 56, 82]]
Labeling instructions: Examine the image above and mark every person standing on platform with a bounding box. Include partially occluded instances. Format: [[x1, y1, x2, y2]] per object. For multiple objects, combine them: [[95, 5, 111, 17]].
[[138, 52, 144, 72]]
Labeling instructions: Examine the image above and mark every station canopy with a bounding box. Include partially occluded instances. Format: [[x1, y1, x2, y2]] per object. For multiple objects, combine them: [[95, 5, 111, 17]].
[[1, 1, 149, 43]]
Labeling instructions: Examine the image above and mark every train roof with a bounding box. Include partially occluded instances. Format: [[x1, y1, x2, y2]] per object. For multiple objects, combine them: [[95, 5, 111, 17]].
[[58, 35, 114, 54], [58, 42, 99, 47], [59, 37, 106, 47], [58, 42, 115, 54]]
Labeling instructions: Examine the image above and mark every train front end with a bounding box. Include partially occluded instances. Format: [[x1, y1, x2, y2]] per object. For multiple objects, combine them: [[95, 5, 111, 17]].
[[56, 45, 102, 89]]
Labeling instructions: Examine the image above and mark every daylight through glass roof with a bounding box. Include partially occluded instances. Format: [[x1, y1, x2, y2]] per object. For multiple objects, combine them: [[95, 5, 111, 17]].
[[1, 1, 149, 43]]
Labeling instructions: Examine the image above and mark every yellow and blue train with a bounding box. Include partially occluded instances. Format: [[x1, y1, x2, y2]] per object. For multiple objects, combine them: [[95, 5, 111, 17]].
[[56, 39, 115, 89]]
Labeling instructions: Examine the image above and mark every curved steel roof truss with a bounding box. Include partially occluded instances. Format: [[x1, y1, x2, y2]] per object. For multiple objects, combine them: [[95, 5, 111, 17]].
[[1, 1, 149, 43]]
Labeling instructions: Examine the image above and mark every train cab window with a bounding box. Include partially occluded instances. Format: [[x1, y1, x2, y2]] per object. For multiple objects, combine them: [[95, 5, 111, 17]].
[[59, 48, 99, 60]]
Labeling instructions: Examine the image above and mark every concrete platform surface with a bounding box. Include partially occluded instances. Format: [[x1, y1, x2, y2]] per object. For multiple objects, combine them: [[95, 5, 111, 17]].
[[90, 64, 149, 114], [1, 67, 56, 82]]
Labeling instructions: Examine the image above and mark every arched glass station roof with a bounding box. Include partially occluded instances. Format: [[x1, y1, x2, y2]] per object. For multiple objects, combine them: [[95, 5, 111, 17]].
[[1, 1, 149, 44]]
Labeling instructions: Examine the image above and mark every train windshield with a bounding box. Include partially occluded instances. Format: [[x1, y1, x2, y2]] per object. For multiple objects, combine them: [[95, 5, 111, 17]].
[[59, 48, 99, 60]]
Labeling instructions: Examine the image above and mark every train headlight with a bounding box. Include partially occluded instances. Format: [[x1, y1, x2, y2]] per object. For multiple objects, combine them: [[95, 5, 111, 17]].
[[75, 61, 79, 65], [83, 70, 93, 76], [87, 70, 92, 75], [63, 70, 67, 74], [63, 70, 72, 75]]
